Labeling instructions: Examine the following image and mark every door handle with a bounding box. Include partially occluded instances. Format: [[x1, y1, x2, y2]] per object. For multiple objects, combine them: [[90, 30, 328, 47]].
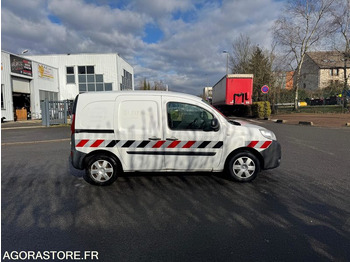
[[166, 137, 178, 141], [149, 136, 161, 140]]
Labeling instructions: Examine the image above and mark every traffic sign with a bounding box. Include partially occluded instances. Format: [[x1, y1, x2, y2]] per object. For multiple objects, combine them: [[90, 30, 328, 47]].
[[261, 85, 269, 94]]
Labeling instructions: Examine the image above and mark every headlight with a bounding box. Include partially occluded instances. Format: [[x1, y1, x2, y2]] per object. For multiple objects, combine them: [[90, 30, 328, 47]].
[[260, 129, 276, 140]]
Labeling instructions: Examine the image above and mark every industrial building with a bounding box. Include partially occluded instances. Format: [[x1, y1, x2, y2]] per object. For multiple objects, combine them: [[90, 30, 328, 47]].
[[1, 51, 134, 122]]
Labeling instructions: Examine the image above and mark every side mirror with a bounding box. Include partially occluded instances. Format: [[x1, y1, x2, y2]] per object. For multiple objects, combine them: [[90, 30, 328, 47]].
[[210, 118, 220, 131]]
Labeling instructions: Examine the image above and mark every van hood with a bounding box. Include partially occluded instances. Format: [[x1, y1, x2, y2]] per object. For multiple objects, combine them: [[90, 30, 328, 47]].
[[227, 119, 262, 129], [226, 119, 277, 141]]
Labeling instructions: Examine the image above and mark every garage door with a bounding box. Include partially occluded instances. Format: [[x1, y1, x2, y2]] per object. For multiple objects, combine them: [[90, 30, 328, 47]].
[[12, 77, 30, 94]]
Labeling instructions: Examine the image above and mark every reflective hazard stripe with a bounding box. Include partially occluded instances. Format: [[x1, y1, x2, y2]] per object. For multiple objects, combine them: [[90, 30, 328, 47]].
[[182, 141, 196, 148], [247, 141, 259, 148], [76, 139, 223, 149], [76, 139, 89, 147], [90, 140, 104, 148], [247, 140, 272, 149], [152, 141, 166, 148], [168, 141, 181, 148], [260, 141, 272, 149]]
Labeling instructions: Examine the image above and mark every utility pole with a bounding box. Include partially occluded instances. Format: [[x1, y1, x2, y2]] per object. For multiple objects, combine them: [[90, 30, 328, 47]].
[[343, 51, 350, 112]]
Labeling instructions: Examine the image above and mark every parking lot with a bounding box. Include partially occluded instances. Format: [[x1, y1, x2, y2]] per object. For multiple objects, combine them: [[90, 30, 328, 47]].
[[2, 121, 350, 261]]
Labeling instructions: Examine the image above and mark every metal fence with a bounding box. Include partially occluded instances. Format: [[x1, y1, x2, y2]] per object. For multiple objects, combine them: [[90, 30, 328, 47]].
[[41, 100, 73, 126]]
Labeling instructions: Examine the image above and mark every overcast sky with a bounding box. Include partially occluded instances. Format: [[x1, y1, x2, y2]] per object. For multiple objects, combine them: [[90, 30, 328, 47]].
[[1, 0, 284, 95]]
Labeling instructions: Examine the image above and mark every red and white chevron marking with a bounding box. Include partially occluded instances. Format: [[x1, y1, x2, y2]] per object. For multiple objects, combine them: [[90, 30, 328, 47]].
[[75, 139, 223, 149], [246, 140, 272, 149]]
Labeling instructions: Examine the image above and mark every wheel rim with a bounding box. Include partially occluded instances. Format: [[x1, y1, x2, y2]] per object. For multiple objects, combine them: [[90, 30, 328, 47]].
[[90, 160, 114, 182], [232, 157, 256, 179]]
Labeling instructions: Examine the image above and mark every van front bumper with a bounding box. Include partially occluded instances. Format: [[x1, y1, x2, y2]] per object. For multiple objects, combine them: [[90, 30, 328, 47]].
[[261, 140, 281, 170]]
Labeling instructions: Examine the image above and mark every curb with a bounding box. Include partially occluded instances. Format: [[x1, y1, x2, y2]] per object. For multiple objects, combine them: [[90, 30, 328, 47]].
[[275, 119, 287, 124], [299, 121, 314, 126]]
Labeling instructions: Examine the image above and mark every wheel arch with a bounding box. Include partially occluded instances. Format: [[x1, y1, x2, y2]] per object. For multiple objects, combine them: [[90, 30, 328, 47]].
[[224, 147, 264, 170], [83, 150, 123, 172]]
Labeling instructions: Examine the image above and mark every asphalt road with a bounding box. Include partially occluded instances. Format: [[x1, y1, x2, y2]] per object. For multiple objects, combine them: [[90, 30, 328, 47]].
[[1, 123, 350, 261]]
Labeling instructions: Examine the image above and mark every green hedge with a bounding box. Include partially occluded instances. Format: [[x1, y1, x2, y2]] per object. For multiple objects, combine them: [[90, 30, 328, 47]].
[[252, 101, 271, 119]]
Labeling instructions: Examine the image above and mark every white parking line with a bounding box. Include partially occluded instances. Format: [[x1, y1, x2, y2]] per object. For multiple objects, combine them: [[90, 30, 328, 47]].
[[1, 138, 70, 146]]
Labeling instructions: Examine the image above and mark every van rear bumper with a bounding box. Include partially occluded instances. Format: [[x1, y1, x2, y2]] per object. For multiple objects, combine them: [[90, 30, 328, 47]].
[[70, 136, 86, 170], [71, 149, 86, 170], [261, 140, 281, 170]]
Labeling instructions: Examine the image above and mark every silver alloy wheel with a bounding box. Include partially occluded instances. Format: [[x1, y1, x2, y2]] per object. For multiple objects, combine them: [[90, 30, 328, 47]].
[[90, 160, 114, 182], [232, 156, 256, 179]]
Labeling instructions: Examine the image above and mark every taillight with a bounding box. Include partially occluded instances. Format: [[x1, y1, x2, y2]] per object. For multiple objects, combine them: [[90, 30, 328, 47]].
[[71, 114, 75, 135]]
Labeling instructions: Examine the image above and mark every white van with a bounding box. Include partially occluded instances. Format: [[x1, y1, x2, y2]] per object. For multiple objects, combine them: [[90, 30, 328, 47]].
[[70, 91, 281, 185]]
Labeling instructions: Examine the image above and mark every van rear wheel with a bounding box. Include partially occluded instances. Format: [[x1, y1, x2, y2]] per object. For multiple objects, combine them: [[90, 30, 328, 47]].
[[227, 151, 260, 182], [84, 154, 118, 186]]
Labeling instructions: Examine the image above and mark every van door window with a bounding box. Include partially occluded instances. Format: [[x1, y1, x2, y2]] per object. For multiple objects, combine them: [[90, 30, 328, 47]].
[[167, 102, 214, 131]]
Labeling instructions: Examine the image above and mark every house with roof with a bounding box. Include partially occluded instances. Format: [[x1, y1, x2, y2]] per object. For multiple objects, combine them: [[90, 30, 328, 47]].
[[299, 51, 349, 91]]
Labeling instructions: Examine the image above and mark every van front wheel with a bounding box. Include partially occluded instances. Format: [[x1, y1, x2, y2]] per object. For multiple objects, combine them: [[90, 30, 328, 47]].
[[84, 155, 118, 186], [227, 152, 260, 182]]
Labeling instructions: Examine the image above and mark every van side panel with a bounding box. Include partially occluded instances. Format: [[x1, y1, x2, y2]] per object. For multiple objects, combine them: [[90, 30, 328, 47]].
[[115, 96, 164, 171], [76, 101, 115, 130], [118, 100, 160, 137]]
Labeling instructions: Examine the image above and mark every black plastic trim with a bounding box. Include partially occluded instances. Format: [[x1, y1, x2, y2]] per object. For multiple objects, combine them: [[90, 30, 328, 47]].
[[127, 151, 216, 156]]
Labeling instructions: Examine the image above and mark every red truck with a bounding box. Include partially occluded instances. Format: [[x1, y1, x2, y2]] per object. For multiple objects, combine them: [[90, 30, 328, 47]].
[[212, 74, 253, 115]]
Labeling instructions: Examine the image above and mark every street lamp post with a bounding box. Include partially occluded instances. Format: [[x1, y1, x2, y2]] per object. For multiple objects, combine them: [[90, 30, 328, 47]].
[[223, 51, 229, 75]]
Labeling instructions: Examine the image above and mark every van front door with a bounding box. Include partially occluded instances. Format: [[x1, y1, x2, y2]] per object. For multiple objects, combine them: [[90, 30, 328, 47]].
[[162, 98, 224, 171], [115, 95, 164, 171]]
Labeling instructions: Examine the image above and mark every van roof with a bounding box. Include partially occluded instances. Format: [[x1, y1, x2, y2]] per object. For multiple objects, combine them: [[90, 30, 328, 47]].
[[78, 90, 202, 101]]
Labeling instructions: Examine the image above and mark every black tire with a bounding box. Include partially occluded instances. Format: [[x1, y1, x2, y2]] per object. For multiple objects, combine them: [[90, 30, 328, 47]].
[[84, 154, 119, 186], [227, 151, 260, 182]]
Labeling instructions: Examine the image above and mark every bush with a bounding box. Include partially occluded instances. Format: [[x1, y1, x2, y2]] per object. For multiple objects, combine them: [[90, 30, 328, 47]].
[[252, 101, 271, 119]]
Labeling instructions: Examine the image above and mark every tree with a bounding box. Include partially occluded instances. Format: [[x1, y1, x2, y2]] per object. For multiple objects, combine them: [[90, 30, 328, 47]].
[[139, 78, 167, 91], [230, 34, 254, 74], [153, 80, 167, 91], [248, 47, 274, 102], [273, 0, 335, 110], [330, 0, 350, 108], [140, 78, 151, 90]]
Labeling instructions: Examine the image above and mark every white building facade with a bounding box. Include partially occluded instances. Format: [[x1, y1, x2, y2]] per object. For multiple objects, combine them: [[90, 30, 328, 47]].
[[27, 53, 134, 100], [1, 51, 134, 121], [1, 51, 59, 121]]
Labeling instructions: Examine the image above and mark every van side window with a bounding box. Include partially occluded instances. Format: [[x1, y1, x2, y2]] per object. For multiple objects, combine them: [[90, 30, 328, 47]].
[[167, 102, 214, 131]]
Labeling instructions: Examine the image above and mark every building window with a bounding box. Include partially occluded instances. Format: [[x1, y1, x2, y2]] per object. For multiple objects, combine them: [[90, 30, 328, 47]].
[[330, 68, 339, 76], [1, 84, 5, 109], [87, 66, 94, 74], [96, 74, 103, 82], [78, 66, 86, 74], [78, 75, 86, 83], [79, 84, 87, 92], [77, 65, 112, 93], [39, 90, 58, 101], [87, 75, 95, 83], [96, 83, 104, 91], [120, 69, 132, 90], [66, 66, 75, 84], [105, 83, 112, 91]]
